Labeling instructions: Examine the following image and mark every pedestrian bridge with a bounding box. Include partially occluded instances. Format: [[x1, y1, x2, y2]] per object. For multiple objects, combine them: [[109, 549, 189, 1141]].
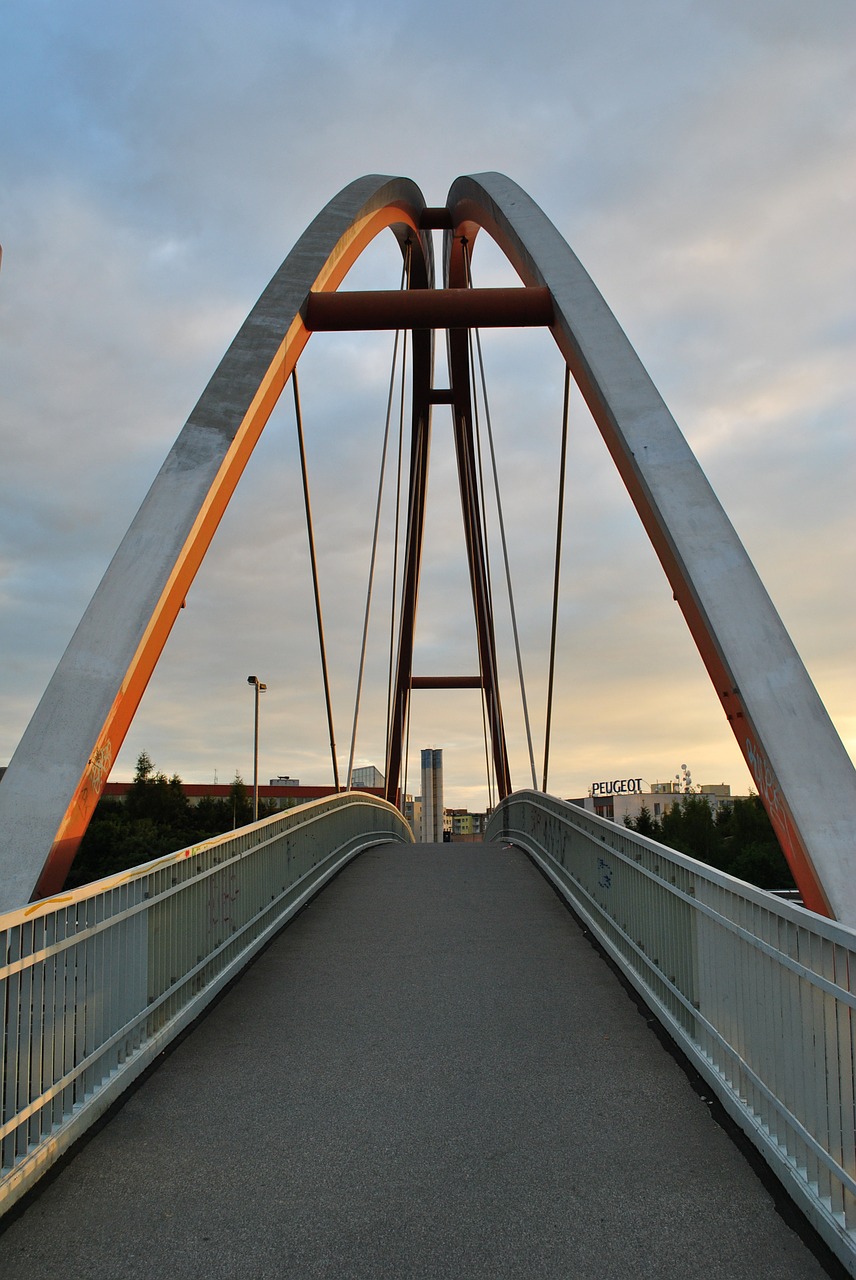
[[1, 793, 854, 1276], [1, 173, 855, 1274]]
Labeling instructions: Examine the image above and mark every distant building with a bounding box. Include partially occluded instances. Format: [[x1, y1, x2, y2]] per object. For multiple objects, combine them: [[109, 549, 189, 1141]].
[[103, 780, 384, 810], [572, 776, 746, 825], [269, 774, 300, 787], [403, 794, 421, 838], [444, 808, 490, 841], [420, 749, 444, 842], [350, 764, 385, 790]]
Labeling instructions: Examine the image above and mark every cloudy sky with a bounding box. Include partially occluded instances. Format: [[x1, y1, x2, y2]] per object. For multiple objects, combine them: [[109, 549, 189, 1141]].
[[1, 0, 853, 814]]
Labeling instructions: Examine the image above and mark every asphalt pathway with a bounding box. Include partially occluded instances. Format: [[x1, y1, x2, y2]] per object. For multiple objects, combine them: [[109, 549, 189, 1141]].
[[0, 843, 839, 1278]]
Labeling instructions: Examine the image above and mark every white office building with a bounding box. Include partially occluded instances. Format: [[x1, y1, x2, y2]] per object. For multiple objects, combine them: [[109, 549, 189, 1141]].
[[577, 776, 738, 825]]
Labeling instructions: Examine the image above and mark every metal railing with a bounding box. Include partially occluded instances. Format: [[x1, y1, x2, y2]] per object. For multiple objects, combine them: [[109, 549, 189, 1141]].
[[1, 792, 412, 1214], [486, 790, 856, 1276]]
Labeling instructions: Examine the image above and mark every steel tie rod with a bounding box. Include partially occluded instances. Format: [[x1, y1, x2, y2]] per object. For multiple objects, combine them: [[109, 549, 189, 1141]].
[[304, 286, 554, 331]]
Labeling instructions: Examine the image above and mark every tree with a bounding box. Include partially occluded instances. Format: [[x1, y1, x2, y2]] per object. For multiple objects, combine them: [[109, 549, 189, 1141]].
[[68, 753, 239, 889], [229, 773, 253, 828], [664, 794, 719, 866], [626, 805, 659, 838], [65, 754, 297, 891], [715, 795, 795, 890], [624, 791, 795, 892]]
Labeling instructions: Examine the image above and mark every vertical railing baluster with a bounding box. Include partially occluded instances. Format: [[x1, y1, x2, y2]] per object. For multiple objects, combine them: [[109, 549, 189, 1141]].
[[483, 792, 856, 1269], [820, 935, 841, 1216]]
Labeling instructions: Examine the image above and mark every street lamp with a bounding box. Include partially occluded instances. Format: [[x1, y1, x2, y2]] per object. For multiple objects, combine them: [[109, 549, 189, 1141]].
[[247, 675, 267, 822]]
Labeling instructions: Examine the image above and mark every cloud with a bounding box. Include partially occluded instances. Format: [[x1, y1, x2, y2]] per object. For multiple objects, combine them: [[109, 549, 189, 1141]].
[[0, 0, 853, 822]]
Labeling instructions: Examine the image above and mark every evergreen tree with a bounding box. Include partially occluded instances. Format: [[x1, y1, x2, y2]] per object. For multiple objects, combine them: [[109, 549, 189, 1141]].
[[624, 791, 795, 891], [229, 773, 253, 828], [66, 754, 257, 890], [629, 805, 659, 838]]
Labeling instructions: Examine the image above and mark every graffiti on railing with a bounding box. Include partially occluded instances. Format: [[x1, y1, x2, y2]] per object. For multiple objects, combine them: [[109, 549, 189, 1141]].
[[597, 857, 613, 890], [208, 866, 241, 930]]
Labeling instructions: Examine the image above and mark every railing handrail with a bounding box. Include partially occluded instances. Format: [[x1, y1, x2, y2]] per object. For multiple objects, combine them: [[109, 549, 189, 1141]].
[[1, 792, 412, 1215], [486, 789, 856, 1276], [1, 790, 407, 929], [487, 788, 856, 944]]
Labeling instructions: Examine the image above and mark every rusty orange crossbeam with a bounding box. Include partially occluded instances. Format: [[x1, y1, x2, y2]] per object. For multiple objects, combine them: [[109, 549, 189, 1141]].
[[304, 286, 554, 331], [410, 676, 484, 689]]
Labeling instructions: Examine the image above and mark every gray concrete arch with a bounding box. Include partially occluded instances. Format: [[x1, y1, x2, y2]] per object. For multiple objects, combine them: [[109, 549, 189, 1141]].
[[446, 172, 856, 923], [0, 176, 433, 911]]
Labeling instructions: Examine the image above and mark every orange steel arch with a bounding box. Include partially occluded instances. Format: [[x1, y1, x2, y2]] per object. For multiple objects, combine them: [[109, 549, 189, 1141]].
[[444, 173, 856, 923], [0, 177, 433, 908]]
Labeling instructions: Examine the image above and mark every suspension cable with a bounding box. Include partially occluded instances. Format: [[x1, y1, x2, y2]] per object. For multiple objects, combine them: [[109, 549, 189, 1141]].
[[386, 246, 412, 760], [402, 670, 412, 822], [292, 367, 340, 790], [387, 407, 429, 807], [543, 364, 571, 793], [461, 347, 498, 806], [464, 313, 500, 807], [458, 421, 497, 809], [464, 246, 538, 791], [346, 272, 407, 790], [479, 643, 495, 812]]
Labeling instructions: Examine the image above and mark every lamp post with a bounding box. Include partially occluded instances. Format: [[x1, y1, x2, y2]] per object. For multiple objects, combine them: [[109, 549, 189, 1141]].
[[247, 675, 267, 822]]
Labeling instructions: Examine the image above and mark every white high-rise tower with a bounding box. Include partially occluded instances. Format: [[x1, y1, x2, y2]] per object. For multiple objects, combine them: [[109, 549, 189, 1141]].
[[420, 748, 444, 842]]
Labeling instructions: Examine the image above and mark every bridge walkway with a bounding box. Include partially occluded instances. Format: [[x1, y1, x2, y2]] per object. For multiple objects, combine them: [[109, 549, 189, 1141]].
[[0, 843, 837, 1278]]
